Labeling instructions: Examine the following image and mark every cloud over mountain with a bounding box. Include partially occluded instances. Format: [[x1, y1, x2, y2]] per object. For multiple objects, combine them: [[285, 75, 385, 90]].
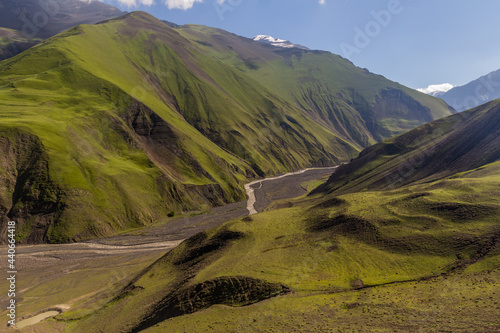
[[417, 83, 454, 96], [164, 0, 203, 9], [82, 0, 154, 6]]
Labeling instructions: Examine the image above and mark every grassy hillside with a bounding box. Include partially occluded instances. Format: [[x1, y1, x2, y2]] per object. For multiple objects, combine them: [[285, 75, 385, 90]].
[[315, 99, 500, 195], [0, 27, 41, 60], [63, 101, 500, 331], [0, 12, 453, 243], [177, 24, 454, 145], [65, 160, 500, 332]]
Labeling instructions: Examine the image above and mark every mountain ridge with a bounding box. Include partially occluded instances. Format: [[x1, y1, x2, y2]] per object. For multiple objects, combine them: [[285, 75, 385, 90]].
[[253, 34, 310, 50], [440, 69, 500, 112], [314, 99, 500, 195]]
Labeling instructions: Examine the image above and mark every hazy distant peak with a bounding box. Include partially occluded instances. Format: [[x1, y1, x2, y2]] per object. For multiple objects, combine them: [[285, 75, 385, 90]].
[[253, 35, 310, 50], [417, 83, 454, 97]]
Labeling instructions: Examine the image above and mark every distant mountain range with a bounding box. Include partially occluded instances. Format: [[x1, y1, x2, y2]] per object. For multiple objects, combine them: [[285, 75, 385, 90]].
[[439, 69, 500, 112], [0, 0, 123, 59], [2, 5, 499, 331]]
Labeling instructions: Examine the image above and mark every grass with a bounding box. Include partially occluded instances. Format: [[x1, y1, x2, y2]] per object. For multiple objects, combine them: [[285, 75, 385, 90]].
[[61, 158, 500, 332], [145, 267, 500, 333], [317, 100, 500, 196], [6, 132, 499, 331]]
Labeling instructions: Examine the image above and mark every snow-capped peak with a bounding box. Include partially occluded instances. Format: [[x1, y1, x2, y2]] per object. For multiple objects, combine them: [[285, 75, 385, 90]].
[[417, 83, 454, 97], [254, 35, 288, 44], [253, 35, 309, 50]]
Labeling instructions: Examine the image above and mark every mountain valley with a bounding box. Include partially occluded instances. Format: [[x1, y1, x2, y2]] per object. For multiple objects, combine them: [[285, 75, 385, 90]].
[[0, 4, 498, 332], [0, 11, 453, 243]]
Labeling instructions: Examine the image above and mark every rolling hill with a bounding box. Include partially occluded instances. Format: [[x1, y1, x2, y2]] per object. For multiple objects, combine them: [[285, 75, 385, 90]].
[[0, 11, 453, 243], [65, 99, 500, 332]]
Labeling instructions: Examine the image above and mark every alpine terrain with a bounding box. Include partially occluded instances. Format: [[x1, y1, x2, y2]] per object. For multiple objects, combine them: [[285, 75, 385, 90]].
[[0, 11, 453, 243], [65, 99, 500, 332], [0, 5, 498, 333]]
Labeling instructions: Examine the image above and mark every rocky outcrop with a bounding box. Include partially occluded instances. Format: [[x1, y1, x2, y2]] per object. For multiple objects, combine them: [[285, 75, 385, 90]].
[[131, 276, 290, 332], [0, 129, 64, 243]]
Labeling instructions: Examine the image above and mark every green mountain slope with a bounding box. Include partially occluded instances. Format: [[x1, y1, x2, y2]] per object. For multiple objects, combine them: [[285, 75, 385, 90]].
[[0, 12, 453, 243], [176, 24, 454, 145], [66, 140, 500, 331], [315, 99, 500, 195]]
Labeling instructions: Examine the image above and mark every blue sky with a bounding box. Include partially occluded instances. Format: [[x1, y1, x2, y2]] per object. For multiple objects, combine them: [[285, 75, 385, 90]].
[[100, 0, 500, 90]]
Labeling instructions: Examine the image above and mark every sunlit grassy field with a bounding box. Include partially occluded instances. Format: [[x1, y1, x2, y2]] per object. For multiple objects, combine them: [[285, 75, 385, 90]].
[[61, 161, 500, 332]]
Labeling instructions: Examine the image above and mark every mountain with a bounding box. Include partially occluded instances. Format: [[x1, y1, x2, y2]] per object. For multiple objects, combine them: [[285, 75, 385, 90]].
[[0, 11, 453, 243], [253, 35, 309, 50], [440, 69, 500, 112], [315, 99, 500, 195], [0, 0, 123, 60], [0, 26, 41, 59], [68, 99, 500, 332]]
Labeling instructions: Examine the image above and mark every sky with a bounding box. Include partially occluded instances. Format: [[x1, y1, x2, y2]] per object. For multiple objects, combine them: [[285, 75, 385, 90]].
[[98, 0, 500, 91]]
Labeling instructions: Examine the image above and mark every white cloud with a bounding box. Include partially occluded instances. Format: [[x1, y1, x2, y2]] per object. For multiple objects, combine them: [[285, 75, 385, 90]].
[[90, 0, 154, 7], [164, 0, 323, 10], [164, 0, 203, 10], [417, 83, 454, 95], [218, 0, 325, 5]]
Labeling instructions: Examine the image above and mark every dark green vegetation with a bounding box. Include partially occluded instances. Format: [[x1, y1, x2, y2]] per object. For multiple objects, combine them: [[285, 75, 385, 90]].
[[61, 101, 500, 332], [0, 11, 453, 243], [0, 0, 123, 60]]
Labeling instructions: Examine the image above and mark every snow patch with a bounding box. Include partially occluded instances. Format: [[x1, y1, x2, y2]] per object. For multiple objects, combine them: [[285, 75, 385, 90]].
[[253, 35, 309, 50]]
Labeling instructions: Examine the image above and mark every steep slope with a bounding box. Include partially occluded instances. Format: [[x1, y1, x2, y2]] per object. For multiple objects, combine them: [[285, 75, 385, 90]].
[[315, 99, 500, 195], [0, 12, 453, 243], [176, 24, 454, 145], [440, 69, 500, 112], [0, 0, 123, 60]]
